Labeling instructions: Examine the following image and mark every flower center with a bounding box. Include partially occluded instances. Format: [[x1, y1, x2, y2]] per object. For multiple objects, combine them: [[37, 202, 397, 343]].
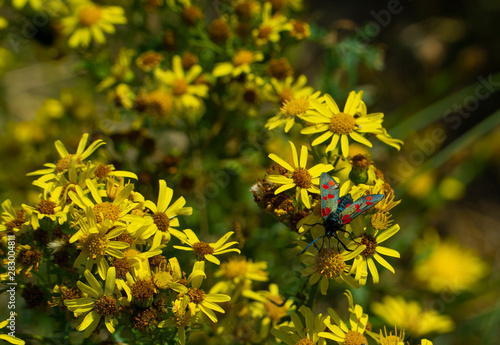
[[314, 248, 345, 279], [235, 1, 253, 19], [264, 295, 287, 322], [94, 295, 117, 316], [5, 210, 25, 232], [209, 18, 230, 43], [153, 271, 173, 290], [93, 202, 120, 223], [79, 5, 102, 27], [61, 287, 81, 301], [174, 309, 191, 327], [370, 212, 391, 231], [295, 338, 314, 345], [281, 98, 309, 117], [137, 51, 163, 71], [94, 164, 112, 179], [36, 200, 56, 215], [131, 279, 156, 301], [221, 258, 248, 279], [18, 249, 42, 267], [111, 258, 131, 279], [292, 168, 312, 189], [360, 234, 377, 257], [233, 50, 254, 66], [187, 287, 206, 304], [182, 5, 203, 26], [56, 154, 82, 173], [344, 330, 368, 345], [182, 52, 198, 69], [351, 154, 371, 170], [329, 112, 356, 135], [81, 233, 109, 259], [258, 25, 273, 39], [133, 307, 158, 331], [267, 58, 293, 80], [243, 89, 258, 104], [292, 21, 309, 38], [192, 241, 215, 257], [146, 90, 173, 116], [153, 212, 170, 232], [172, 79, 189, 96]]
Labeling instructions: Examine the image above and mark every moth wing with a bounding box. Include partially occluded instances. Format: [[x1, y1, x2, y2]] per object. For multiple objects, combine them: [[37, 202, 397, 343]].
[[320, 172, 340, 219], [339, 194, 384, 225]]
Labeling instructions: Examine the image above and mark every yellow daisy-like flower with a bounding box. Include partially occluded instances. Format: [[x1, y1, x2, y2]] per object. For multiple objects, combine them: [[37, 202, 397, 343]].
[[27, 133, 105, 180], [182, 261, 231, 322], [0, 200, 27, 234], [271, 305, 327, 345], [61, 0, 127, 48], [379, 326, 405, 345], [64, 267, 119, 338], [348, 223, 400, 285], [158, 295, 191, 345], [319, 300, 372, 345], [299, 236, 365, 294], [246, 283, 295, 329], [264, 74, 315, 105], [413, 230, 489, 293], [252, 2, 292, 46], [212, 49, 264, 78], [289, 19, 311, 40], [0, 318, 25, 344], [96, 48, 135, 92], [139, 179, 192, 241], [267, 141, 334, 209], [215, 256, 268, 283], [22, 193, 69, 230], [300, 91, 384, 157], [173, 230, 240, 265], [70, 208, 130, 280], [155, 55, 208, 110], [1, 244, 41, 279], [371, 295, 455, 338], [266, 91, 321, 133]]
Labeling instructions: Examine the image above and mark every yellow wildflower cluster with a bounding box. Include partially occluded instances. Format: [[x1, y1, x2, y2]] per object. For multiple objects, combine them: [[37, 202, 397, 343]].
[[0, 134, 242, 343]]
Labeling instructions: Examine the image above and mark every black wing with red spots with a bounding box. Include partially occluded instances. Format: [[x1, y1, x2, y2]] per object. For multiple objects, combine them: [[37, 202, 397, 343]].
[[320, 172, 340, 219], [339, 194, 384, 225]]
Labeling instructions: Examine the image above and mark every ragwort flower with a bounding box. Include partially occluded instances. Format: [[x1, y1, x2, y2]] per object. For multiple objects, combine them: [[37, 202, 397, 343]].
[[61, 0, 127, 48], [271, 305, 327, 345], [173, 230, 240, 265], [267, 141, 334, 209], [300, 91, 384, 157], [64, 267, 120, 337]]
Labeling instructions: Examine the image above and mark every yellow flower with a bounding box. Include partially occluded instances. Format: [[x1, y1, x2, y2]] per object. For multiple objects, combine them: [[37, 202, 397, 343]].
[[413, 230, 489, 293], [0, 318, 25, 344], [215, 256, 268, 283], [22, 193, 69, 230], [319, 305, 370, 344], [27, 133, 105, 180], [158, 295, 191, 345], [1, 244, 41, 279], [70, 208, 130, 280], [11, 0, 41, 10], [379, 326, 405, 345], [267, 141, 334, 209], [349, 223, 400, 285], [371, 295, 455, 338], [246, 283, 295, 328], [266, 91, 321, 133], [264, 74, 315, 105], [300, 91, 384, 157], [184, 261, 231, 322], [64, 267, 120, 338], [139, 179, 192, 241], [289, 19, 310, 40], [173, 230, 241, 265], [96, 48, 135, 91], [252, 2, 291, 46], [61, 0, 127, 48], [271, 306, 327, 345], [299, 236, 365, 294], [136, 50, 164, 72], [213, 49, 264, 78], [155, 55, 208, 110], [0, 200, 28, 234]]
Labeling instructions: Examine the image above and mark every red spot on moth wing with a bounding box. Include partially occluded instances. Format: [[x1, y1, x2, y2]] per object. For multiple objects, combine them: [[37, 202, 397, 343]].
[[322, 184, 329, 189], [346, 203, 351, 208], [366, 201, 373, 206], [367, 196, 372, 200], [337, 199, 341, 203], [321, 209, 326, 217], [323, 196, 328, 200], [325, 207, 331, 215], [342, 214, 351, 224], [328, 181, 335, 186], [327, 194, 334, 199], [355, 204, 360, 208]]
